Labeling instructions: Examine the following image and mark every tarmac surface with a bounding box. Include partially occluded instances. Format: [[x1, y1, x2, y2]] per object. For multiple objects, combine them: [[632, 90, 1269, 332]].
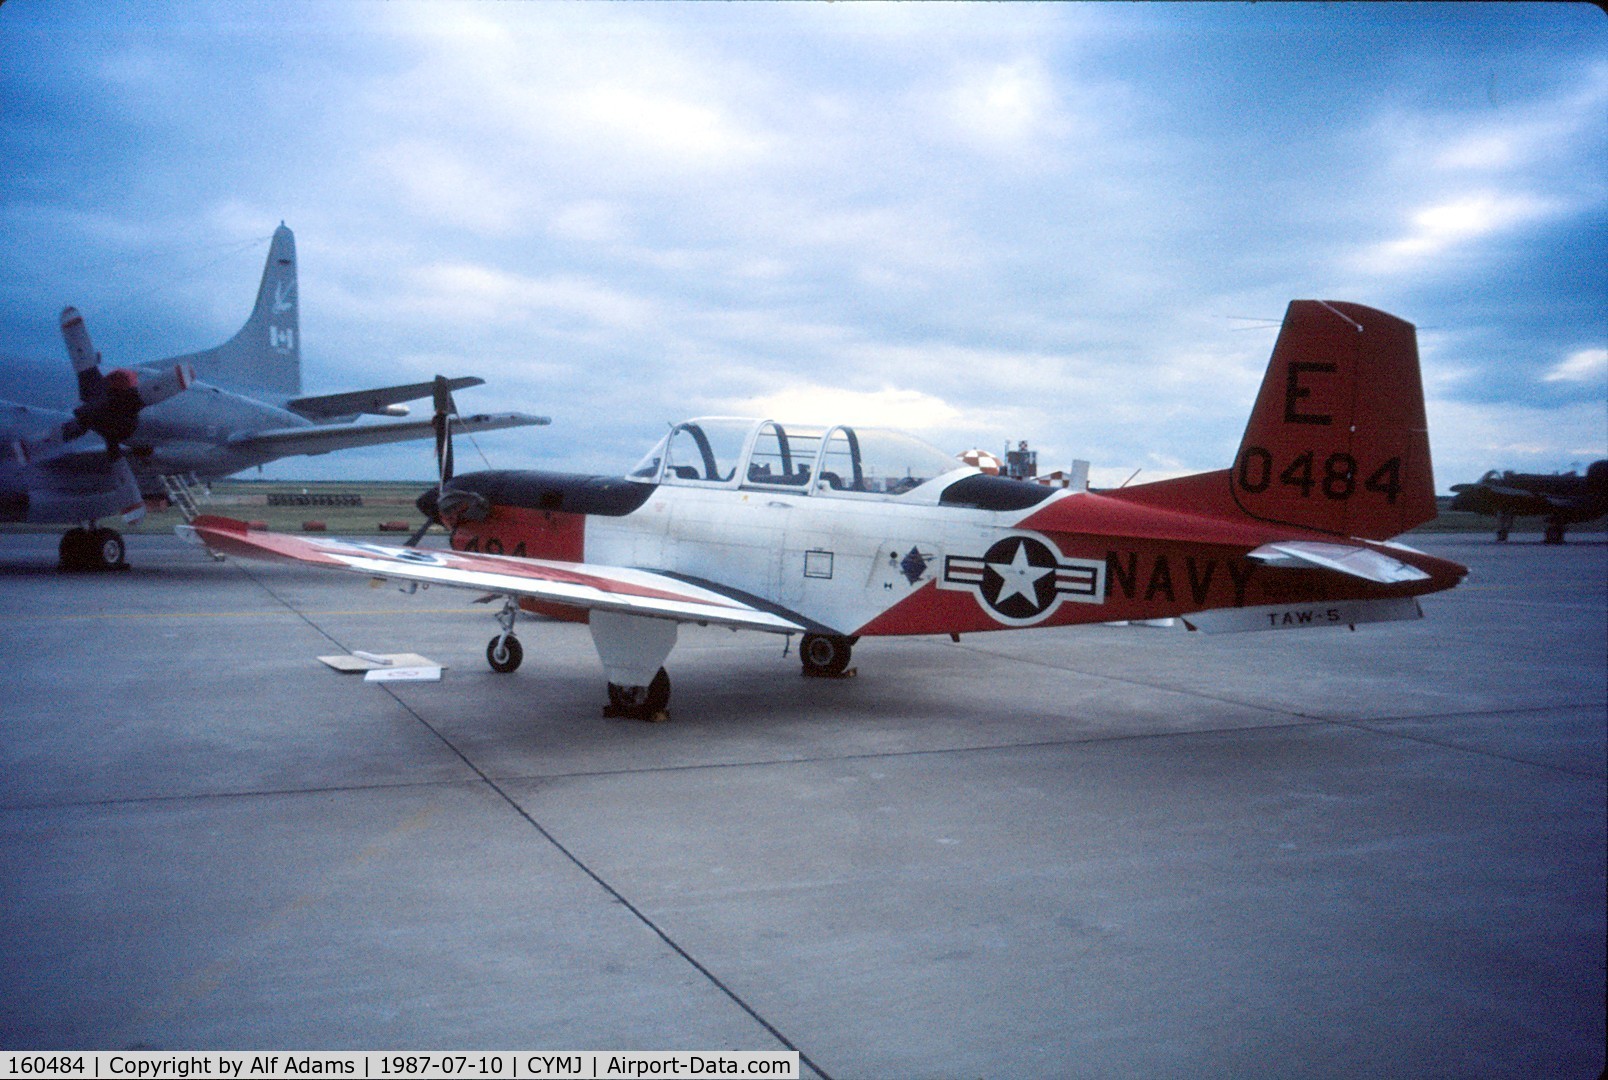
[[1, 531, 1603, 1078]]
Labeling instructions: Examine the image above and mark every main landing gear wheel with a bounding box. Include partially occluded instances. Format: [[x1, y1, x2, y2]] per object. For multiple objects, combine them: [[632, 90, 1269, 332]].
[[486, 634, 523, 673], [604, 667, 671, 722], [59, 527, 126, 572], [800, 633, 855, 678]]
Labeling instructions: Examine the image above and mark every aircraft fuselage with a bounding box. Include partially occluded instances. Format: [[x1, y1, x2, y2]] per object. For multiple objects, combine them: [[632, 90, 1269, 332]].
[[444, 465, 1465, 641]]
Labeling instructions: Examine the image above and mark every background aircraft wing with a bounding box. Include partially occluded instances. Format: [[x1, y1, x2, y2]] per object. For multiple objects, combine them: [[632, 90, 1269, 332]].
[[3, 400, 71, 447], [184, 515, 808, 633], [285, 377, 484, 420], [226, 410, 549, 457]]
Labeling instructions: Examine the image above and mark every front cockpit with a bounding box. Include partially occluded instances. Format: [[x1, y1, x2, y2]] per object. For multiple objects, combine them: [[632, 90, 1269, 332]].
[[628, 418, 976, 502]]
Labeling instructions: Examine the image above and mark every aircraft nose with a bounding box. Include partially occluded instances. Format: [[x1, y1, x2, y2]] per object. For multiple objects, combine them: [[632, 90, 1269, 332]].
[[415, 486, 439, 522], [433, 485, 489, 525]]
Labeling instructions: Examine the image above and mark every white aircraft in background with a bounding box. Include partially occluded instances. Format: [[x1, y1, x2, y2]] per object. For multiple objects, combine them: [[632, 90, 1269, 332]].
[[2, 223, 548, 570]]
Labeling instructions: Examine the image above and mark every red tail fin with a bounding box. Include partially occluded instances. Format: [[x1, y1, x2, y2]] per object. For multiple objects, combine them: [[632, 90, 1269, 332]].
[[1114, 301, 1436, 540], [1228, 301, 1435, 539]]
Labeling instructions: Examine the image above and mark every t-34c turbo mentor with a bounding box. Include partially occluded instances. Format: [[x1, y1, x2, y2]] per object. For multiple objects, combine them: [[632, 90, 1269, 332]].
[[189, 300, 1468, 721]]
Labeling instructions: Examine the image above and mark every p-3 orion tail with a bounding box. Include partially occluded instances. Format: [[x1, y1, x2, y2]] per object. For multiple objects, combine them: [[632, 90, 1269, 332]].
[[1114, 300, 1436, 541], [166, 223, 301, 396]]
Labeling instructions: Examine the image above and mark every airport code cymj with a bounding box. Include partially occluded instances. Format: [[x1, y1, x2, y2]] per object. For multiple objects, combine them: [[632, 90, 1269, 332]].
[[1, 1053, 799, 1080]]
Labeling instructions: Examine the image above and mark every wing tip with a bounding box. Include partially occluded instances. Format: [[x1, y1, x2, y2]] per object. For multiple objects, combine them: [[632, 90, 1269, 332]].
[[190, 514, 251, 535]]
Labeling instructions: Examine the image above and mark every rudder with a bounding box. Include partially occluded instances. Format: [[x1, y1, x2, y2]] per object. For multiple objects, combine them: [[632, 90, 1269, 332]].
[[165, 223, 300, 396], [1230, 300, 1435, 540]]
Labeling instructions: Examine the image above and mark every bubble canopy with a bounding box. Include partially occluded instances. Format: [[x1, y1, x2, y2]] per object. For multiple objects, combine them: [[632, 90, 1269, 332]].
[[629, 418, 971, 498]]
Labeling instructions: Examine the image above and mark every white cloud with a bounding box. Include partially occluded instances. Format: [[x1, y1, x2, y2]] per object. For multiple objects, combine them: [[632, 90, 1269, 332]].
[[569, 85, 768, 170], [735, 385, 963, 430], [370, 140, 528, 235], [398, 262, 658, 333], [1354, 192, 1555, 273], [1542, 347, 1608, 384], [943, 59, 1061, 148]]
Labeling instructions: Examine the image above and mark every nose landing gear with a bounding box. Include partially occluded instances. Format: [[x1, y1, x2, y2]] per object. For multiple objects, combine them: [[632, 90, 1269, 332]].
[[485, 596, 523, 672], [799, 633, 856, 678], [604, 668, 672, 722]]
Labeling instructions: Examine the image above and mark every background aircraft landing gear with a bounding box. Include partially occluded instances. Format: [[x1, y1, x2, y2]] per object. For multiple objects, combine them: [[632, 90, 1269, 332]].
[[59, 526, 127, 572], [604, 667, 671, 722], [486, 634, 523, 673], [800, 633, 856, 678]]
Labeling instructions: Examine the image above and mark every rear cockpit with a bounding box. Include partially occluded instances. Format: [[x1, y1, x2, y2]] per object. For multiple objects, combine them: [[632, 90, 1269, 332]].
[[628, 417, 979, 502]]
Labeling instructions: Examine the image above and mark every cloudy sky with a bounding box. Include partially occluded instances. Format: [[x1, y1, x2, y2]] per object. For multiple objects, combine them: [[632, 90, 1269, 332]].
[[2, 1, 1604, 488]]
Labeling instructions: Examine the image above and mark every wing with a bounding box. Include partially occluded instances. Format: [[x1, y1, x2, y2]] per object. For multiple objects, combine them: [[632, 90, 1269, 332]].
[[226, 410, 549, 458], [3, 400, 73, 452], [183, 516, 807, 633], [285, 377, 484, 420]]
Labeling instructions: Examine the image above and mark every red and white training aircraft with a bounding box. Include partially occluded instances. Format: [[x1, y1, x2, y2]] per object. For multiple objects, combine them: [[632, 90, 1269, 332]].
[[188, 300, 1468, 720]]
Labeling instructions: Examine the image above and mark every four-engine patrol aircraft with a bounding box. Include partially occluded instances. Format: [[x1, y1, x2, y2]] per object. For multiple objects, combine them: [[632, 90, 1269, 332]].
[[189, 300, 1468, 720], [2, 223, 547, 570]]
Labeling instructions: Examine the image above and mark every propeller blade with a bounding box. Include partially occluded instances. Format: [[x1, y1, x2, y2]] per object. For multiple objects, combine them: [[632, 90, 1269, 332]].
[[414, 379, 458, 547], [431, 374, 457, 485], [60, 306, 104, 402]]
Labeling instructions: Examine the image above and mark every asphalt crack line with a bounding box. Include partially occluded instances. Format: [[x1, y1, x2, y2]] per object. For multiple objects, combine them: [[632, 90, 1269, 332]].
[[236, 563, 834, 1080]]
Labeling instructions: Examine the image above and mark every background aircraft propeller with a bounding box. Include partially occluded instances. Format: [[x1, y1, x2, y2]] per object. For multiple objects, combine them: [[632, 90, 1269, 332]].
[[12, 307, 192, 465]]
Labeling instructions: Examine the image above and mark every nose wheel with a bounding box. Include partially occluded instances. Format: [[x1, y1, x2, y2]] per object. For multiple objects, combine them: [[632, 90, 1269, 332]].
[[486, 633, 523, 673], [484, 596, 523, 672], [800, 633, 856, 678]]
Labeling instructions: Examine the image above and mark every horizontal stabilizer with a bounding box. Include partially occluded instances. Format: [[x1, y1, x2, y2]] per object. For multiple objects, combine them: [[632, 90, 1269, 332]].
[[227, 411, 549, 457], [184, 516, 809, 634], [286, 377, 485, 420], [1182, 596, 1423, 634], [1246, 541, 1431, 583]]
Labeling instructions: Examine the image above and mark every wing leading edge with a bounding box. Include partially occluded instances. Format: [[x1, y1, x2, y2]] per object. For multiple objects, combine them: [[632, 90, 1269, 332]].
[[183, 515, 806, 633], [227, 411, 549, 458]]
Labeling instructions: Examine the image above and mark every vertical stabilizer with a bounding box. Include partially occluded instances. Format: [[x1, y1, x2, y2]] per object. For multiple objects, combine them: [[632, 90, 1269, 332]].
[[1229, 300, 1435, 539], [166, 223, 301, 396]]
